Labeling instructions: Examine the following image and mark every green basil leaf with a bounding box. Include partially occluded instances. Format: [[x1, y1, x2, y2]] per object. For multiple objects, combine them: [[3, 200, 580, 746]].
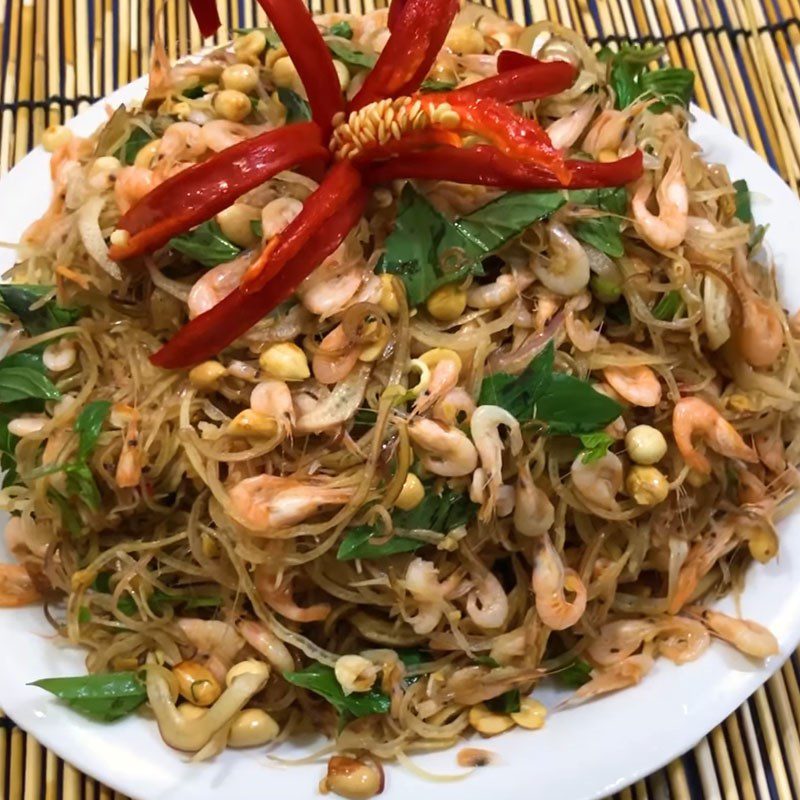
[[74, 400, 112, 461], [30, 672, 147, 722], [0, 414, 19, 487], [181, 83, 206, 99], [652, 290, 683, 320], [337, 525, 423, 561], [641, 67, 695, 112], [48, 488, 83, 537], [420, 78, 457, 92], [0, 366, 61, 404], [0, 347, 45, 372], [250, 218, 264, 239], [328, 21, 353, 39], [326, 40, 377, 70], [573, 216, 624, 258], [65, 462, 102, 510], [578, 432, 615, 463], [472, 654, 500, 667], [277, 87, 312, 124], [169, 221, 242, 268], [733, 179, 752, 223], [0, 284, 82, 335], [78, 606, 92, 623], [749, 223, 768, 252], [283, 662, 390, 718], [569, 186, 628, 216], [610, 59, 642, 109], [232, 27, 281, 48], [394, 487, 477, 532], [115, 126, 154, 165], [557, 658, 593, 688], [486, 689, 521, 714], [590, 275, 623, 304], [115, 587, 221, 616]]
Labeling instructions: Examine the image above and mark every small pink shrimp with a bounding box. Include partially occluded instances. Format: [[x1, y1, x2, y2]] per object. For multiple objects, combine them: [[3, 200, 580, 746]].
[[433, 386, 476, 426], [297, 243, 363, 318], [754, 427, 786, 474], [312, 324, 361, 385], [187, 253, 251, 318], [531, 533, 587, 630], [0, 563, 41, 607], [413, 354, 461, 415], [408, 418, 478, 477], [255, 568, 331, 623], [250, 380, 295, 435], [513, 460, 554, 537], [603, 364, 662, 408], [632, 151, 688, 250], [403, 557, 463, 634], [573, 654, 653, 702], [466, 571, 508, 629], [237, 619, 294, 673], [114, 166, 159, 214], [692, 607, 778, 659], [582, 103, 643, 159], [158, 121, 207, 162], [547, 97, 600, 150], [672, 396, 758, 475], [229, 474, 355, 533], [176, 618, 244, 682]]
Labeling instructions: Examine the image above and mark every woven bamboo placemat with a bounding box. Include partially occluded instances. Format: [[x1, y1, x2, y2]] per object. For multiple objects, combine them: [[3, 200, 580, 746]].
[[1, 0, 800, 797]]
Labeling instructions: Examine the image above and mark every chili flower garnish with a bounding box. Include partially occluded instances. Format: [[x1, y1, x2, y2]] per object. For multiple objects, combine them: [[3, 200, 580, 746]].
[[108, 0, 644, 369]]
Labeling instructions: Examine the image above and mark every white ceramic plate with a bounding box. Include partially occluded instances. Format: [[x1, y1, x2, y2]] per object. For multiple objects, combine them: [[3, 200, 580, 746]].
[[1, 80, 800, 800]]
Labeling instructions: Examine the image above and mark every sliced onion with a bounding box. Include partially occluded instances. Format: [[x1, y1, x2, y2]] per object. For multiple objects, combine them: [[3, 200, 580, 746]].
[[487, 311, 563, 374], [294, 364, 371, 434], [78, 195, 122, 279], [146, 258, 191, 302]]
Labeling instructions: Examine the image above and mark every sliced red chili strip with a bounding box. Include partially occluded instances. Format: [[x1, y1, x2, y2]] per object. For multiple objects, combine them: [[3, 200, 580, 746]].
[[151, 189, 369, 370], [387, 0, 407, 31], [350, 0, 459, 110], [496, 50, 546, 71], [451, 59, 576, 105], [363, 146, 644, 189], [350, 130, 462, 164], [256, 0, 344, 135], [242, 160, 363, 292], [109, 123, 327, 262], [188, 0, 221, 38]]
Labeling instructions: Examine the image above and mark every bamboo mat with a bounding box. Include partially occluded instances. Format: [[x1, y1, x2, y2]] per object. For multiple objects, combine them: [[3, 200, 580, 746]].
[[0, 0, 799, 798]]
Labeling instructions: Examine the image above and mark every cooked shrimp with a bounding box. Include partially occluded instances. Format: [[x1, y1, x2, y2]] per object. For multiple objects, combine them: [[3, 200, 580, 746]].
[[570, 451, 623, 511], [116, 411, 143, 489], [731, 248, 783, 368], [250, 380, 295, 434], [603, 364, 662, 408], [433, 386, 476, 426], [547, 97, 600, 150], [653, 616, 711, 664], [414, 354, 461, 415], [533, 222, 590, 296], [632, 151, 688, 250], [255, 568, 331, 623], [531, 533, 587, 630], [573, 654, 653, 701], [668, 521, 737, 613], [312, 324, 361, 385], [187, 253, 251, 319], [466, 571, 508, 629], [297, 244, 363, 318], [158, 121, 207, 162], [177, 618, 244, 682], [466, 274, 519, 309], [564, 291, 600, 352], [513, 460, 555, 537], [237, 619, 294, 673], [403, 558, 462, 634], [672, 396, 758, 475], [114, 166, 159, 214], [229, 474, 355, 533], [470, 405, 523, 519], [260, 197, 304, 241], [408, 418, 479, 477], [200, 119, 265, 152], [582, 104, 642, 158], [693, 607, 779, 659], [755, 427, 786, 474], [0, 563, 41, 607]]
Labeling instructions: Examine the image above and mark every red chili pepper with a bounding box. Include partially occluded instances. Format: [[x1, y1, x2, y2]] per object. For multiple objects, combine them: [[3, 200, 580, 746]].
[[242, 160, 363, 292], [188, 0, 221, 38], [350, 0, 459, 110], [109, 124, 327, 261], [350, 130, 462, 164], [151, 189, 368, 370], [256, 0, 344, 136], [451, 59, 576, 105], [387, 0, 407, 31], [363, 146, 644, 189]]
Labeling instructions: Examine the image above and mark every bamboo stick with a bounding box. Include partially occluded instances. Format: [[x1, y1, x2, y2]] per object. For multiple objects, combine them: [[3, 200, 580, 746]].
[[737, 702, 773, 800], [47, 0, 61, 127], [140, 0, 151, 83], [62, 0, 77, 120], [725, 712, 758, 800], [23, 734, 42, 800], [9, 727, 24, 800], [0, 713, 7, 800], [767, 672, 800, 796], [119, 0, 131, 86], [92, 0, 102, 98], [166, 0, 178, 62], [178, 0, 188, 58], [31, 0, 45, 145], [708, 725, 740, 800], [44, 748, 58, 800], [62, 762, 81, 800], [103, 0, 113, 94], [692, 737, 723, 799], [14, 0, 35, 165], [666, 758, 691, 799], [752, 685, 794, 799], [75, 0, 91, 110], [0, 0, 22, 174]]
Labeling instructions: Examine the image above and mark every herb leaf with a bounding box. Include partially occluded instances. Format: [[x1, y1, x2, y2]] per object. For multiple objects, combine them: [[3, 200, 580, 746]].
[[652, 290, 683, 320], [283, 662, 390, 718], [579, 432, 615, 463], [0, 284, 82, 335], [557, 658, 593, 688], [420, 78, 457, 92], [0, 366, 61, 404], [74, 400, 112, 461], [328, 21, 353, 39], [607, 45, 694, 112], [336, 525, 423, 560], [48, 488, 83, 537], [30, 672, 147, 722], [479, 341, 623, 435], [733, 179, 752, 223], [116, 127, 154, 166], [574, 216, 624, 258], [0, 415, 19, 486], [65, 462, 102, 510], [326, 40, 376, 70], [277, 87, 312, 124], [486, 689, 521, 714], [169, 221, 242, 267]]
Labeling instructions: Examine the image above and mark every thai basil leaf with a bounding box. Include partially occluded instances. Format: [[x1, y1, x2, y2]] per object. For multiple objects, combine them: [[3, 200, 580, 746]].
[[573, 216, 624, 258], [420, 78, 457, 92], [181, 83, 206, 99], [78, 606, 92, 623], [486, 689, 521, 714], [0, 284, 82, 335], [733, 179, 752, 223], [250, 219, 264, 239], [337, 525, 424, 561], [578, 432, 615, 463], [749, 224, 768, 252], [557, 658, 593, 688], [328, 21, 353, 39], [569, 187, 628, 216], [0, 414, 19, 486], [641, 68, 695, 112], [278, 87, 312, 124], [48, 488, 83, 537], [652, 290, 683, 320], [116, 126, 154, 166], [30, 671, 147, 722], [74, 400, 112, 461], [0, 366, 61, 404], [169, 221, 242, 268], [479, 341, 623, 435], [232, 27, 281, 49], [65, 462, 102, 510], [326, 40, 377, 70], [283, 662, 390, 718]]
